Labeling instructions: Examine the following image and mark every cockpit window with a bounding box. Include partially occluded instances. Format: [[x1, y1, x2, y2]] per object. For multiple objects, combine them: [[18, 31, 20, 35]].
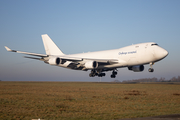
[[151, 44, 158, 46]]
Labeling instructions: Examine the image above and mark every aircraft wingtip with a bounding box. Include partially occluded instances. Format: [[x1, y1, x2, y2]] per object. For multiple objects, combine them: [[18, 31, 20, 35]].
[[4, 46, 12, 51]]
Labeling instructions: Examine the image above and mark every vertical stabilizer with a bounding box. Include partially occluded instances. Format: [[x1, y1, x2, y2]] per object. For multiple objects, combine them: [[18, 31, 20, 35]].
[[41, 34, 64, 55]]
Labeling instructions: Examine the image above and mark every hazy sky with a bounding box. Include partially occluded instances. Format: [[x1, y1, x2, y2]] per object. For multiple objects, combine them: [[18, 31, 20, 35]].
[[1, 0, 180, 82]]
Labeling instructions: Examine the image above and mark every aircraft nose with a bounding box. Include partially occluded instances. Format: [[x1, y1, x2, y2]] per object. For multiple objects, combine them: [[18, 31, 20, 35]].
[[154, 48, 168, 60], [162, 49, 168, 57]]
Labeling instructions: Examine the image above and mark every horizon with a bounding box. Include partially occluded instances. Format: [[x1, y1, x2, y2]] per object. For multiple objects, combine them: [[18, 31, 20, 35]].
[[1, 0, 180, 82]]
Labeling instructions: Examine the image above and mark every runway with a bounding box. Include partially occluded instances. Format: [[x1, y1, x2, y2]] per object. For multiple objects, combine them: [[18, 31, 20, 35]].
[[119, 114, 180, 120]]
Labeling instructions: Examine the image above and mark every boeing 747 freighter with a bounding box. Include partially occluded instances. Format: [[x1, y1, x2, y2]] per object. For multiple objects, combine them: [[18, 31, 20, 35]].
[[5, 34, 168, 78]]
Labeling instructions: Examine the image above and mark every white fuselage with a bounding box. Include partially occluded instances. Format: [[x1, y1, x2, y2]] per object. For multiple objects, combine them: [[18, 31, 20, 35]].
[[58, 42, 168, 70]]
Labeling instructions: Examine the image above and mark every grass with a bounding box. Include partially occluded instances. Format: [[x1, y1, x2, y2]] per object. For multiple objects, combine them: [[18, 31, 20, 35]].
[[0, 82, 180, 120]]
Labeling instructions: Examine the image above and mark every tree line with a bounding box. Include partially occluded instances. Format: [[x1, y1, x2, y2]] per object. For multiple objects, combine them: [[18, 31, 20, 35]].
[[122, 76, 180, 83]]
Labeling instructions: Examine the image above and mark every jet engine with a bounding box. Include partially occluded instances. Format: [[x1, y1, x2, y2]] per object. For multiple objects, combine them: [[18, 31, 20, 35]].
[[128, 65, 144, 72], [48, 57, 61, 65], [84, 61, 98, 69]]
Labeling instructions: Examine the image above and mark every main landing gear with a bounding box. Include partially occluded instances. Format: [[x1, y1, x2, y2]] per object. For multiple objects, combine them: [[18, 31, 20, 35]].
[[89, 69, 118, 78], [89, 70, 106, 77], [148, 62, 154, 72], [111, 69, 118, 78]]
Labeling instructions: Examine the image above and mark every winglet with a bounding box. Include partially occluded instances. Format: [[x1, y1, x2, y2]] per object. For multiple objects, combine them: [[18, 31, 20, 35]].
[[5, 46, 13, 52]]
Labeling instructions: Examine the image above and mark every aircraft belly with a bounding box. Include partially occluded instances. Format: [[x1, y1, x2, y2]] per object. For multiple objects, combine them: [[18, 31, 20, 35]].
[[99, 62, 127, 69]]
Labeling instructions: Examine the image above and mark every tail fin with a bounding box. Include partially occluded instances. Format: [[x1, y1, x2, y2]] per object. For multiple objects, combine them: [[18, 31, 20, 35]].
[[41, 34, 64, 56]]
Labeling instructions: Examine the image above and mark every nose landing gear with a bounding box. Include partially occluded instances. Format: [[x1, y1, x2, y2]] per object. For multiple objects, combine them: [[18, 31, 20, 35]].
[[148, 62, 154, 72], [148, 68, 154, 72]]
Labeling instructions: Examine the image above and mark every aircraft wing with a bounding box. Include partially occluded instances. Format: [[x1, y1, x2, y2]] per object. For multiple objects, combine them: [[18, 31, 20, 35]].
[[23, 56, 44, 61], [59, 56, 83, 62], [5, 46, 47, 57], [84, 58, 119, 64], [63, 57, 126, 71], [5, 46, 121, 65], [59, 56, 119, 64]]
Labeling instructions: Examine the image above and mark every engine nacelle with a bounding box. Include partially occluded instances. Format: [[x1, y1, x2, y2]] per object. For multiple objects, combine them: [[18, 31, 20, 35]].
[[48, 57, 61, 65], [128, 65, 144, 72], [84, 61, 98, 69]]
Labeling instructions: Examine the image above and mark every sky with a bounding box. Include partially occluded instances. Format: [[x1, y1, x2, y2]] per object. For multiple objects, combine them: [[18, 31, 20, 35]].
[[0, 0, 180, 82]]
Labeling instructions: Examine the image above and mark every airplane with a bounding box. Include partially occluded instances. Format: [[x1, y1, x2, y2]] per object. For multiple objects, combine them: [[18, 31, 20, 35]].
[[5, 34, 168, 78]]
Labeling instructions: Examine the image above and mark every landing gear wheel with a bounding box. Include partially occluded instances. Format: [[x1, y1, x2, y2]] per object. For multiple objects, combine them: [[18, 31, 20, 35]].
[[111, 74, 116, 78], [110, 69, 117, 78], [148, 68, 154, 72], [89, 73, 92, 77], [112, 71, 117, 75], [98, 73, 106, 77], [89, 73, 95, 77]]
